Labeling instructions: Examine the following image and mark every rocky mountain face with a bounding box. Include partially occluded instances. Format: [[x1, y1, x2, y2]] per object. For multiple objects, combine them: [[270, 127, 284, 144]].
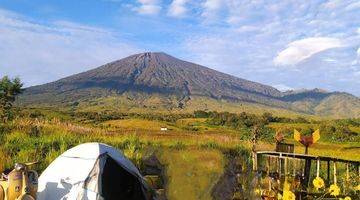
[[19, 52, 360, 118]]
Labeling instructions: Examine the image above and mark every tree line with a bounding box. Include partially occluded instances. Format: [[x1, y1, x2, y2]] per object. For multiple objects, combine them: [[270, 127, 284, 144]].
[[194, 110, 360, 142]]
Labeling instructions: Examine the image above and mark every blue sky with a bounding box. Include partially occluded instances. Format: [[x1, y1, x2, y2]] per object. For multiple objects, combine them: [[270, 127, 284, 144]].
[[0, 0, 360, 96]]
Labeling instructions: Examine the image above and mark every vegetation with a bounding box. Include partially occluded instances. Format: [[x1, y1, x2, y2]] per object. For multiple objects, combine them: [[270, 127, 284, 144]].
[[0, 76, 23, 122], [160, 149, 225, 200], [196, 110, 360, 143]]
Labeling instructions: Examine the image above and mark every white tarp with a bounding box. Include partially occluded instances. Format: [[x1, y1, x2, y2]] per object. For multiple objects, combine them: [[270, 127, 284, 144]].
[[37, 143, 148, 200]]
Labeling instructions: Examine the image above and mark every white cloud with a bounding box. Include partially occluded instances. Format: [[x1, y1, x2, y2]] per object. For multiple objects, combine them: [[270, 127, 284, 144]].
[[322, 58, 337, 63], [274, 37, 343, 66], [134, 0, 161, 15], [203, 0, 222, 10], [322, 0, 343, 9], [235, 25, 260, 33], [201, 0, 223, 21], [183, 1, 360, 95], [0, 9, 140, 86], [2, 1, 360, 95], [168, 0, 189, 18], [353, 47, 360, 65], [345, 1, 360, 11]]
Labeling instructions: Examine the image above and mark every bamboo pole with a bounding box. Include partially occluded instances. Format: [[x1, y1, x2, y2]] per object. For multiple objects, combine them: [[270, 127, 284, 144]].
[[293, 158, 296, 177], [267, 156, 270, 175], [316, 158, 320, 177], [284, 157, 288, 176], [333, 162, 337, 185], [346, 163, 349, 182], [252, 152, 258, 171], [279, 157, 282, 176], [327, 161, 330, 185]]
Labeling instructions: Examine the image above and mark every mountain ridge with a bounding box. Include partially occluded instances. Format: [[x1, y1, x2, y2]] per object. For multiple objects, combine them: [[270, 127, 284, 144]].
[[18, 52, 360, 118]]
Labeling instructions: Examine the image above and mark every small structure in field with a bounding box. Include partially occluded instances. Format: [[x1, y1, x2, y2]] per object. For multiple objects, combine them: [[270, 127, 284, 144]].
[[160, 127, 168, 131]]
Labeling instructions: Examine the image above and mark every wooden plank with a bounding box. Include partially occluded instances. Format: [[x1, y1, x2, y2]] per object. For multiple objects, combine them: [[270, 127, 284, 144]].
[[327, 160, 330, 186], [303, 158, 311, 188], [256, 151, 360, 164]]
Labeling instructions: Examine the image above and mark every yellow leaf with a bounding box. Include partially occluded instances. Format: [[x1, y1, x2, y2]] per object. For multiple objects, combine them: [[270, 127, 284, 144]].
[[294, 129, 301, 142], [312, 129, 320, 143]]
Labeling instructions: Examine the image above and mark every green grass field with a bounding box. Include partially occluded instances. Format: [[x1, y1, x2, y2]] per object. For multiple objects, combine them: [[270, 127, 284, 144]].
[[160, 149, 225, 200], [0, 108, 359, 199]]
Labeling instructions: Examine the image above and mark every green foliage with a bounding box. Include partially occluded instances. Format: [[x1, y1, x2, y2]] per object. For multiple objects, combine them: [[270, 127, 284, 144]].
[[199, 110, 360, 143], [74, 111, 192, 124], [0, 123, 7, 142], [320, 122, 359, 142], [194, 110, 210, 118], [0, 76, 23, 122], [122, 135, 144, 167], [169, 141, 186, 150], [200, 141, 219, 149], [207, 111, 267, 128]]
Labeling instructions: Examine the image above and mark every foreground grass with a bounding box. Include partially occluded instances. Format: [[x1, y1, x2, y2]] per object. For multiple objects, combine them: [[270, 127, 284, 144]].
[[160, 149, 225, 200], [1, 113, 359, 199]]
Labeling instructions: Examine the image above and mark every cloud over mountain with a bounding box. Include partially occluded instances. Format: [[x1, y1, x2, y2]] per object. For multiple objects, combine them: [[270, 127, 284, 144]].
[[274, 37, 343, 66]]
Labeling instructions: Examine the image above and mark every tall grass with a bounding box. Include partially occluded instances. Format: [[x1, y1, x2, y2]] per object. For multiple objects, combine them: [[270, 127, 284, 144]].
[[0, 118, 157, 172], [1, 112, 359, 199]]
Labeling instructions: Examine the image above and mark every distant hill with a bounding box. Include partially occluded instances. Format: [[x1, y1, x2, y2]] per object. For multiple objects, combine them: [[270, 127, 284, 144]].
[[18, 52, 360, 118], [281, 89, 360, 118]]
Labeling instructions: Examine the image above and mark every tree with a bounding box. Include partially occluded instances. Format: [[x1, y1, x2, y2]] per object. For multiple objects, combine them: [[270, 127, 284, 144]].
[[0, 76, 23, 122]]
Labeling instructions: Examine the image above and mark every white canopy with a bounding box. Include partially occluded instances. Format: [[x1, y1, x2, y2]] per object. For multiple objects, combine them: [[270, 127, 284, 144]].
[[37, 143, 150, 200]]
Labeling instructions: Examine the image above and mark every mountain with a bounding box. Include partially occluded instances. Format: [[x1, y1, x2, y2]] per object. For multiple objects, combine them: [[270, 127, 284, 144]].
[[282, 89, 360, 118], [18, 52, 360, 118]]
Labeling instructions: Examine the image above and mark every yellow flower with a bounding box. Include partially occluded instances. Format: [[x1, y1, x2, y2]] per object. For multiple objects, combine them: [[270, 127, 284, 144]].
[[329, 184, 340, 196], [355, 184, 360, 191], [312, 177, 325, 189], [344, 197, 351, 200], [282, 190, 296, 200], [281, 181, 295, 200], [283, 181, 291, 191]]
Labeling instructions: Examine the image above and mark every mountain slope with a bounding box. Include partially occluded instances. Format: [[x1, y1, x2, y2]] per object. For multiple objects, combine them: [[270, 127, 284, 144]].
[[18, 52, 360, 118], [21, 52, 285, 106], [281, 89, 360, 118]]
